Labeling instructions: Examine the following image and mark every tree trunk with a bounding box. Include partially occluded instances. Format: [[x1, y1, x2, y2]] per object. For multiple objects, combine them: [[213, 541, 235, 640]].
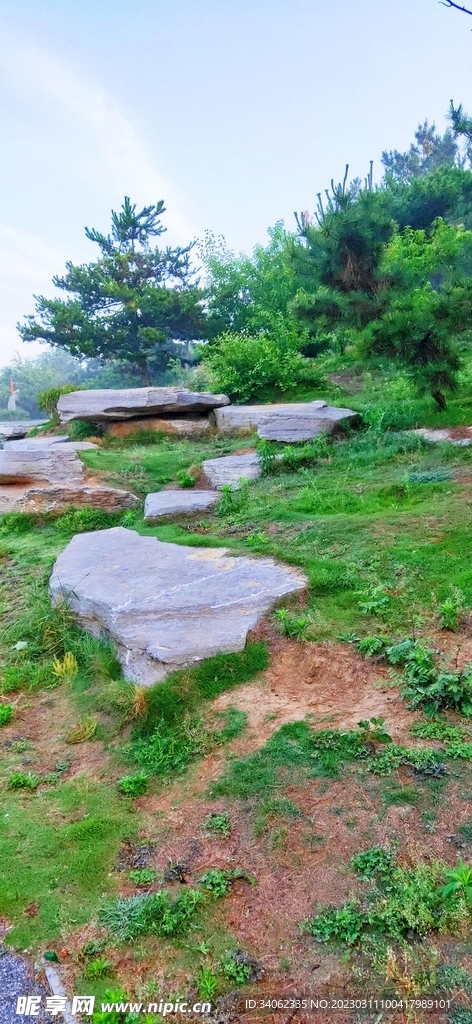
[[136, 359, 152, 386], [432, 389, 447, 411]]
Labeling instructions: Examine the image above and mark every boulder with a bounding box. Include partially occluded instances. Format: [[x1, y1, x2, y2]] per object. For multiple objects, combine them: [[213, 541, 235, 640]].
[[202, 452, 261, 489], [0, 420, 48, 442], [0, 446, 85, 485], [106, 415, 212, 439], [49, 527, 306, 684], [14, 485, 139, 515], [214, 401, 358, 441], [411, 427, 472, 446], [57, 387, 230, 423], [144, 490, 219, 521]]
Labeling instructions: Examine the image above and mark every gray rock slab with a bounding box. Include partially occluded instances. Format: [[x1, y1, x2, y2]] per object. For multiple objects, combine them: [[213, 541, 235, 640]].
[[144, 490, 219, 521], [202, 452, 261, 489], [0, 447, 85, 484], [3, 435, 70, 449], [14, 484, 139, 514], [57, 387, 230, 422], [49, 527, 306, 685], [0, 420, 48, 442], [214, 401, 357, 440], [411, 427, 472, 446]]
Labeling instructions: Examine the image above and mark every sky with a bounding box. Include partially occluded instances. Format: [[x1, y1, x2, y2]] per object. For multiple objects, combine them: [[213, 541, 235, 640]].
[[0, 0, 471, 367]]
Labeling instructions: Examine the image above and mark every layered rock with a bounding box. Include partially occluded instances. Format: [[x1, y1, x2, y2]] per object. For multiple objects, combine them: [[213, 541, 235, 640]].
[[57, 387, 230, 423], [0, 420, 48, 442], [215, 401, 358, 441], [11, 485, 139, 515], [144, 490, 219, 521], [202, 452, 262, 489], [106, 416, 212, 439], [49, 527, 306, 684], [0, 446, 86, 485]]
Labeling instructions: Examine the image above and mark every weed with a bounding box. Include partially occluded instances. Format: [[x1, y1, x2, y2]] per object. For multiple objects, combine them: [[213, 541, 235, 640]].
[[220, 951, 252, 985], [356, 717, 392, 744], [357, 586, 390, 617], [198, 869, 234, 898], [437, 586, 466, 631], [65, 715, 98, 744], [273, 608, 310, 641], [410, 719, 468, 742], [350, 846, 395, 880], [128, 869, 157, 886], [118, 772, 149, 797], [176, 470, 196, 488], [85, 958, 113, 979], [8, 771, 41, 790], [52, 652, 78, 685], [97, 681, 148, 723], [0, 703, 13, 727], [100, 888, 205, 942], [256, 439, 277, 476], [54, 507, 123, 534], [196, 966, 218, 1002], [439, 861, 472, 904], [203, 812, 232, 838], [357, 635, 386, 657]]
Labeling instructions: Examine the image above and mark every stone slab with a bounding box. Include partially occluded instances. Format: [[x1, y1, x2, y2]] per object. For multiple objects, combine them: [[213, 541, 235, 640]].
[[2, 438, 97, 451], [0, 420, 48, 441], [214, 401, 358, 440], [411, 427, 472, 446], [49, 527, 306, 684], [13, 485, 139, 514], [0, 446, 85, 484], [144, 489, 219, 521], [106, 415, 213, 438], [57, 387, 230, 422], [202, 452, 261, 489]]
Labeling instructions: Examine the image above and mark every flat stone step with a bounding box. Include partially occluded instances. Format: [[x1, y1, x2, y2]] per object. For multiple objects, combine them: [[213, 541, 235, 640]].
[[49, 527, 306, 685], [57, 387, 230, 422], [144, 490, 219, 521], [202, 452, 261, 489], [215, 401, 357, 440]]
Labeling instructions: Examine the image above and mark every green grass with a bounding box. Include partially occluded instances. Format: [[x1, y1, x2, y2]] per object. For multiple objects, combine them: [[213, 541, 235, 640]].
[[0, 780, 136, 947]]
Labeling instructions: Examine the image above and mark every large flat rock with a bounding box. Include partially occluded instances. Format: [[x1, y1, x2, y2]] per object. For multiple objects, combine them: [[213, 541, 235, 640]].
[[57, 387, 230, 423], [3, 437, 97, 451], [144, 490, 219, 521], [0, 446, 85, 484], [0, 420, 48, 442], [411, 427, 472, 446], [0, 484, 139, 515], [106, 415, 213, 438], [202, 452, 261, 489], [215, 401, 357, 441], [49, 527, 306, 684]]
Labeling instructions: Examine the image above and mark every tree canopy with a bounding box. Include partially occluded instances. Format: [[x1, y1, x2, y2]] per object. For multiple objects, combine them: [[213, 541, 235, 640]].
[[18, 198, 206, 385]]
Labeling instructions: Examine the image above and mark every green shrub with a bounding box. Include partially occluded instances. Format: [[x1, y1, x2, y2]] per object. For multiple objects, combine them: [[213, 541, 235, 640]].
[[54, 507, 124, 533], [220, 951, 252, 985], [202, 329, 325, 403], [176, 470, 196, 488], [8, 771, 41, 790], [0, 704, 14, 727], [128, 868, 156, 886], [69, 419, 101, 440], [203, 812, 232, 838], [196, 967, 218, 1002]]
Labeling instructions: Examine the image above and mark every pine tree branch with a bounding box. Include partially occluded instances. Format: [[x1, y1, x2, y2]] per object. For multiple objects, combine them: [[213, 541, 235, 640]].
[[440, 0, 472, 15]]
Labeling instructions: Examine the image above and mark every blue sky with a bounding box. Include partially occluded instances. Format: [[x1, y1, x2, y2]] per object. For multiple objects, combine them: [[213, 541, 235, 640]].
[[0, 0, 471, 366]]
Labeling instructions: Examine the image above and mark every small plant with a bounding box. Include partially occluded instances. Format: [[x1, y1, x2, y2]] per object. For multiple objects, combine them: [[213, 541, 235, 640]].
[[357, 586, 390, 617], [196, 966, 218, 1002], [203, 812, 232, 838], [65, 715, 98, 744], [216, 484, 235, 516], [357, 635, 386, 657], [8, 771, 41, 790], [350, 846, 395, 880], [0, 703, 14, 727], [302, 902, 366, 944], [439, 861, 472, 904], [220, 951, 252, 985], [85, 958, 113, 979], [176, 470, 196, 488], [410, 719, 467, 742], [437, 586, 465, 632], [128, 868, 156, 886], [52, 652, 78, 685], [273, 608, 310, 641], [97, 681, 147, 723], [356, 717, 392, 745], [118, 772, 149, 797], [199, 869, 233, 898], [256, 439, 277, 476], [100, 888, 205, 941]]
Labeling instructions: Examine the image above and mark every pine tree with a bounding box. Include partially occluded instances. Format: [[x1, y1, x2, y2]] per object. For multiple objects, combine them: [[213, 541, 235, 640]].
[[18, 198, 206, 385]]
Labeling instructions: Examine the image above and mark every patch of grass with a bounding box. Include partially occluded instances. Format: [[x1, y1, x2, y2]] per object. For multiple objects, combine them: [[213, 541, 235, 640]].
[[0, 781, 135, 947], [8, 771, 41, 790], [203, 812, 232, 838], [0, 703, 13, 726], [118, 772, 149, 797], [100, 888, 205, 942]]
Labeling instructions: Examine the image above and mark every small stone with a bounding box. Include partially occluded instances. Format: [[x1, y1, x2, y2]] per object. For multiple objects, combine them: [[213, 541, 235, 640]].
[[202, 453, 261, 489], [144, 490, 219, 521]]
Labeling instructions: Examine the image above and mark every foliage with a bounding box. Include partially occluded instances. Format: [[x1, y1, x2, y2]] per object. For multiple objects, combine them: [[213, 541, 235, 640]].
[[118, 772, 149, 797], [65, 715, 98, 744], [0, 704, 14, 727], [382, 119, 461, 184], [303, 850, 470, 946], [85, 958, 113, 979], [203, 812, 232, 838], [273, 607, 310, 640], [219, 951, 252, 985], [52, 652, 78, 685], [437, 586, 466, 631], [18, 198, 206, 384], [128, 868, 156, 886], [100, 887, 205, 942], [176, 470, 196, 488], [54, 507, 125, 534], [196, 967, 218, 1002], [410, 719, 467, 742], [439, 861, 472, 905], [8, 771, 41, 790], [202, 325, 322, 403]]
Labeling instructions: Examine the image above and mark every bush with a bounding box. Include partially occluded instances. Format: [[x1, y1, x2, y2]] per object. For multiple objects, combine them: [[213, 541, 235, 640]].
[[100, 888, 205, 941], [202, 329, 325, 403], [0, 704, 14, 727], [68, 419, 101, 440], [0, 408, 30, 421], [37, 385, 87, 417]]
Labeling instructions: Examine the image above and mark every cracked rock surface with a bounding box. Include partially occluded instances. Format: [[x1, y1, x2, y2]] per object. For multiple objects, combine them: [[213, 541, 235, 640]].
[[49, 527, 306, 685]]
